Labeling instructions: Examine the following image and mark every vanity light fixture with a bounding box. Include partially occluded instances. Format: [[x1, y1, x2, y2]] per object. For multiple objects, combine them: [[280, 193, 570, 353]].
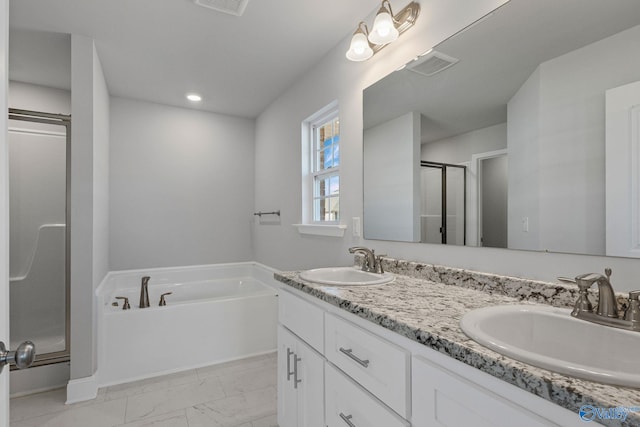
[[186, 93, 202, 102], [346, 0, 420, 62], [346, 22, 374, 62]]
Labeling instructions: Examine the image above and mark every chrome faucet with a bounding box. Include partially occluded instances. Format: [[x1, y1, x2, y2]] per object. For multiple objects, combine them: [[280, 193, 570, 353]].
[[139, 276, 150, 308], [559, 268, 640, 332], [348, 246, 378, 273]]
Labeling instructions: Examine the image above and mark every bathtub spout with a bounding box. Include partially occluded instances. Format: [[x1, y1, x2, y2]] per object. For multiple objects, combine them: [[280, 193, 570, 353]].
[[139, 276, 150, 308]]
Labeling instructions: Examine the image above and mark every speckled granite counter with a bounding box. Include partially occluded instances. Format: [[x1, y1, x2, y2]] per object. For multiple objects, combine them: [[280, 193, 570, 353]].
[[275, 264, 640, 427]]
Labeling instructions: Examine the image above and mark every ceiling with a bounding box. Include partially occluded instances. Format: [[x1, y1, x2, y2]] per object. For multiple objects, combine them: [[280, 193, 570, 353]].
[[9, 0, 380, 118], [363, 0, 640, 143]]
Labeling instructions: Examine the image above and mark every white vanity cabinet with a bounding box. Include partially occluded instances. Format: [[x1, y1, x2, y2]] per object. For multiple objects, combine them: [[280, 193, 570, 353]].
[[278, 286, 586, 427], [412, 356, 557, 427], [325, 363, 409, 427], [325, 313, 410, 418], [277, 290, 325, 427], [277, 325, 324, 427]]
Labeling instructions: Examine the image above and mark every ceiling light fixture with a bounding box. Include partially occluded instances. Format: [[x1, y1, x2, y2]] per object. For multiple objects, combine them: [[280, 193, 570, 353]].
[[186, 93, 202, 102], [346, 0, 420, 62]]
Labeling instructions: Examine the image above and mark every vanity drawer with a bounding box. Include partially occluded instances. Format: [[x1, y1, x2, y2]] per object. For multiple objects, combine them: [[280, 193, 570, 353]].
[[325, 363, 409, 427], [279, 289, 324, 352], [324, 313, 410, 418], [412, 356, 555, 427]]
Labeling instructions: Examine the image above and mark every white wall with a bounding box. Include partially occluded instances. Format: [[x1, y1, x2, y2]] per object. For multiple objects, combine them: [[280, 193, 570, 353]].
[[508, 25, 640, 256], [421, 122, 506, 164], [8, 81, 70, 114], [364, 112, 420, 241], [253, 0, 640, 291], [69, 35, 109, 383], [109, 97, 255, 270], [1, 0, 10, 421], [507, 68, 541, 251], [253, 0, 511, 271]]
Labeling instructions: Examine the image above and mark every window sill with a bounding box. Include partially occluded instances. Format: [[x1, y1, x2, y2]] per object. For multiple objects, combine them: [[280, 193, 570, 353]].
[[293, 224, 346, 237]]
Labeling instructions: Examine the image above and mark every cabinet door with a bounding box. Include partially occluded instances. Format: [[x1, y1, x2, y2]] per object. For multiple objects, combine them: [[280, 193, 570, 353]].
[[295, 337, 325, 427], [277, 326, 298, 427], [412, 356, 555, 427]]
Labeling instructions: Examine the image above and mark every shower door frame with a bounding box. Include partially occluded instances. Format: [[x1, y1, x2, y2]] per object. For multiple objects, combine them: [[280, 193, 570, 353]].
[[8, 108, 71, 367], [420, 160, 467, 245]]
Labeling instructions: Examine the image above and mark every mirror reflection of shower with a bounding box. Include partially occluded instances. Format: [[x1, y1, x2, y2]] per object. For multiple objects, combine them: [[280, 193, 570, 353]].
[[8, 108, 71, 367], [420, 161, 466, 245]]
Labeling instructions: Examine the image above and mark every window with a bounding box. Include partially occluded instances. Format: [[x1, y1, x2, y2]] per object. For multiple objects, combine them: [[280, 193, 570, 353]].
[[310, 111, 340, 223]]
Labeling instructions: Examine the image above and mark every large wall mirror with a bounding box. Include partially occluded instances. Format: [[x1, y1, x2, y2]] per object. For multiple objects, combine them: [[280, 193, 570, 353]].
[[363, 0, 640, 257]]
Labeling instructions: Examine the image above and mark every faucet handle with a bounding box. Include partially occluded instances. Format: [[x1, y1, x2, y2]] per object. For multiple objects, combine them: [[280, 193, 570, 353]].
[[159, 292, 172, 306], [115, 296, 131, 310], [624, 290, 640, 322], [374, 254, 386, 274]]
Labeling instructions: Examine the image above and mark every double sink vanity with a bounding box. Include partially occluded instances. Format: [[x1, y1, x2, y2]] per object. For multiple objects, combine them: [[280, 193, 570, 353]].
[[275, 251, 640, 427]]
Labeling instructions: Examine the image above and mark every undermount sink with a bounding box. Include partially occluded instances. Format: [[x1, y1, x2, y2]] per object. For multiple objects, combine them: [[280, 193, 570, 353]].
[[460, 304, 640, 388], [299, 267, 394, 286]]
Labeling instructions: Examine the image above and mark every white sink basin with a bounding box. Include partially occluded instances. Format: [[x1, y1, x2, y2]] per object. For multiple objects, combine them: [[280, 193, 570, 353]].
[[299, 267, 394, 286], [460, 304, 640, 388]]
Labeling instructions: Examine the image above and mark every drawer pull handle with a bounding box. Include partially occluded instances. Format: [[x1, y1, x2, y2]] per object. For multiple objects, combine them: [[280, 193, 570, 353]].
[[293, 354, 302, 389], [286, 348, 294, 381], [339, 413, 356, 427], [339, 347, 370, 368]]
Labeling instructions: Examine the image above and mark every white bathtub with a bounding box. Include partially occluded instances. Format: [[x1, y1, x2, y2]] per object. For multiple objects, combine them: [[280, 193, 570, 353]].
[[96, 262, 280, 387]]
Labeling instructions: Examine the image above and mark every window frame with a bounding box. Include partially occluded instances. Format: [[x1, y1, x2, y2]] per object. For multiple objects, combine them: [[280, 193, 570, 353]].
[[310, 111, 340, 224]]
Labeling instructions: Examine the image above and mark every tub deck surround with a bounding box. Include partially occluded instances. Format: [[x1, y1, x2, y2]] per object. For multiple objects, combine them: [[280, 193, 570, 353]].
[[274, 267, 640, 427], [95, 262, 280, 396]]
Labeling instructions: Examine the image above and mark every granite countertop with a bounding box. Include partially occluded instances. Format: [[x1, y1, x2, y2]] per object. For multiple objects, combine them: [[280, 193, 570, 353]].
[[275, 270, 640, 427]]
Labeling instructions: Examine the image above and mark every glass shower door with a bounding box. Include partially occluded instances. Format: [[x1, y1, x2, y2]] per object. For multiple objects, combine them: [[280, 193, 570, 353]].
[[8, 109, 70, 366]]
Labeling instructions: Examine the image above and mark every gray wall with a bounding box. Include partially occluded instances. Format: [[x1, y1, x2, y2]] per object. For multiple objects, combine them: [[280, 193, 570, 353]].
[[109, 97, 255, 270]]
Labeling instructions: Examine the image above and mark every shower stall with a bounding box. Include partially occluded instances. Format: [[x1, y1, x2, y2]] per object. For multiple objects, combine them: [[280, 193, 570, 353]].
[[8, 108, 70, 367], [420, 161, 466, 245]]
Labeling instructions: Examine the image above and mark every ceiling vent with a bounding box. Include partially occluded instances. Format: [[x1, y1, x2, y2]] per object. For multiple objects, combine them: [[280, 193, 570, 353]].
[[406, 50, 459, 77], [193, 0, 250, 16]]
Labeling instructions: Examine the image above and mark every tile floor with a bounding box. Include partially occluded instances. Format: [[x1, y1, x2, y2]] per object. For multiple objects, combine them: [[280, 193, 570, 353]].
[[10, 353, 278, 427]]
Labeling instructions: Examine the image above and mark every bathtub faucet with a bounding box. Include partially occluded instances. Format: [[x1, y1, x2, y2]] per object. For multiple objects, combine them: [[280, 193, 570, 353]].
[[139, 276, 150, 308]]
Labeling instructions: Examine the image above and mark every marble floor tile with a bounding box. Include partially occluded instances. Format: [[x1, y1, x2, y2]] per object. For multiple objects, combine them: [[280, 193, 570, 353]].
[[196, 353, 276, 381], [104, 369, 199, 401], [117, 409, 189, 427], [217, 364, 277, 397], [185, 386, 276, 427], [10, 398, 126, 427], [125, 375, 226, 423], [10, 388, 68, 422], [245, 414, 278, 427], [10, 354, 278, 427]]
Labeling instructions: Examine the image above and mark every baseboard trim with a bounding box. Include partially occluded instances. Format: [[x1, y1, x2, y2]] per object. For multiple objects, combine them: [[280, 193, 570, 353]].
[[66, 374, 98, 404]]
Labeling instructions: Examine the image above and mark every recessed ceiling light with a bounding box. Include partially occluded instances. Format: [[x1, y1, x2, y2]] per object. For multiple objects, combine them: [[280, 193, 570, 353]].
[[186, 93, 202, 102]]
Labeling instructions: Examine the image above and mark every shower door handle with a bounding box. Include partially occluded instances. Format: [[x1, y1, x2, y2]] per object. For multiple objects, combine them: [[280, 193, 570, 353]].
[[0, 341, 36, 374]]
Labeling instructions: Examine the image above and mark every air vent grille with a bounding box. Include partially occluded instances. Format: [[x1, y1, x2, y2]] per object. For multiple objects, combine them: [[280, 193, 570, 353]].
[[407, 51, 459, 77], [193, 0, 250, 16]]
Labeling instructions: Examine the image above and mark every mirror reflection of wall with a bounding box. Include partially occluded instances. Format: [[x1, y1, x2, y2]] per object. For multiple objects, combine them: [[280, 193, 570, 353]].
[[362, 0, 640, 257]]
